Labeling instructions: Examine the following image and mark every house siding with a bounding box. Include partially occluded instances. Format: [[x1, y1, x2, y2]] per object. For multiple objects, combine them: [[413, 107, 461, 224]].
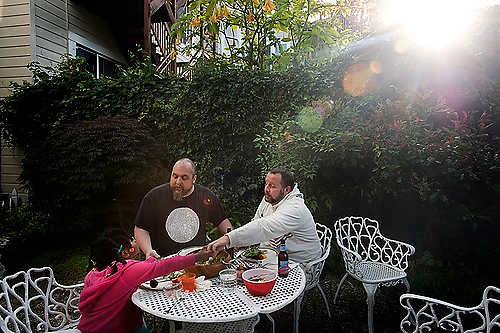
[[0, 0, 32, 98], [32, 0, 67, 67], [0, 0, 32, 198]]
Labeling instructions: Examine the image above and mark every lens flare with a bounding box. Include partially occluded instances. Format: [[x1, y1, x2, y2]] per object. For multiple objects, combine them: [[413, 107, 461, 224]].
[[369, 60, 382, 74], [297, 106, 323, 133], [343, 63, 377, 97]]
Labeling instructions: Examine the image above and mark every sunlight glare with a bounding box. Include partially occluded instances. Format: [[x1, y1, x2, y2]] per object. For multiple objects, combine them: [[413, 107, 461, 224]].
[[381, 0, 495, 50]]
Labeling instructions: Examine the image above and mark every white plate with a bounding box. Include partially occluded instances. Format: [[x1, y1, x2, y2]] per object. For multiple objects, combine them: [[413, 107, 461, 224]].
[[235, 247, 278, 267], [141, 279, 178, 291], [177, 246, 203, 256]]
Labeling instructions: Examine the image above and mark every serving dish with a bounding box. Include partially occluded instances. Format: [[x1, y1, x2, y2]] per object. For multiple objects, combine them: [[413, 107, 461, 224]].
[[184, 250, 231, 278], [242, 268, 277, 296]]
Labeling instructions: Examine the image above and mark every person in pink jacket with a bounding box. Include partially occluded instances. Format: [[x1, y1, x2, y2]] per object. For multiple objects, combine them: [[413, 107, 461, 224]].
[[78, 231, 214, 333]]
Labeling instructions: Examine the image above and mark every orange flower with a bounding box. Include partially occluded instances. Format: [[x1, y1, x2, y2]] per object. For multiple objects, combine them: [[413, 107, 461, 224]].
[[217, 7, 224, 20], [222, 5, 231, 17], [247, 12, 255, 21], [209, 10, 218, 22], [170, 49, 177, 60], [191, 16, 201, 26], [262, 0, 275, 11]]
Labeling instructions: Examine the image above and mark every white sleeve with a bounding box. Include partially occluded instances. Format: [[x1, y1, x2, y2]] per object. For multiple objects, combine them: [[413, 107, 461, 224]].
[[228, 201, 302, 248]]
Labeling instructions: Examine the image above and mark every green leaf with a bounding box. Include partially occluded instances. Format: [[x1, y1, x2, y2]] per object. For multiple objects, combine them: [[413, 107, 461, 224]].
[[205, 0, 217, 18]]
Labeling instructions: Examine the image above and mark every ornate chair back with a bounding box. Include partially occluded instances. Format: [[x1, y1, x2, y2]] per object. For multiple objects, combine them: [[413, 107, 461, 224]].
[[400, 285, 500, 333], [303, 223, 332, 290], [335, 216, 413, 275], [0, 267, 83, 333]]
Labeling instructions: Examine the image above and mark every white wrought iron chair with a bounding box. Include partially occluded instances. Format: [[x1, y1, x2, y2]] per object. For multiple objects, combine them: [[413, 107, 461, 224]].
[[0, 267, 83, 333], [333, 216, 415, 333], [291, 223, 332, 333], [400, 286, 500, 333]]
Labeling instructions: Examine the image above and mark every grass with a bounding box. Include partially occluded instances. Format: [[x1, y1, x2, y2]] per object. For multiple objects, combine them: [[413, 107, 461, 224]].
[[25, 245, 89, 285]]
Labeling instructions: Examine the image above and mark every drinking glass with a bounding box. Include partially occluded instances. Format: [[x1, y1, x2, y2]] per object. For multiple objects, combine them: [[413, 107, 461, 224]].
[[163, 281, 182, 298], [179, 273, 196, 292], [219, 268, 237, 292]]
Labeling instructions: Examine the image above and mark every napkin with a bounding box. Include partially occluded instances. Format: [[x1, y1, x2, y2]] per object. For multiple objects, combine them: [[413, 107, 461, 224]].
[[195, 276, 212, 291]]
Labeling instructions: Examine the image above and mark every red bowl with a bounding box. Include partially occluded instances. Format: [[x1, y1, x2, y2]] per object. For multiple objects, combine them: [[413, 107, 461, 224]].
[[242, 268, 277, 296]]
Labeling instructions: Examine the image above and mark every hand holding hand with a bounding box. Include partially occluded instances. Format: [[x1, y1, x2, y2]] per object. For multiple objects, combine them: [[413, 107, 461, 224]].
[[207, 235, 230, 253], [194, 246, 217, 262]]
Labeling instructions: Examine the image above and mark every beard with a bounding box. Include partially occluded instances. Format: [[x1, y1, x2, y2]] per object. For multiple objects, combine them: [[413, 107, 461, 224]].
[[171, 185, 187, 201], [265, 189, 285, 205]]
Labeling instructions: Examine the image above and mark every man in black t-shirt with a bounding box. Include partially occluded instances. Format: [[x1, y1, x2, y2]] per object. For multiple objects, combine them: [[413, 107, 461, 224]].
[[134, 158, 232, 258]]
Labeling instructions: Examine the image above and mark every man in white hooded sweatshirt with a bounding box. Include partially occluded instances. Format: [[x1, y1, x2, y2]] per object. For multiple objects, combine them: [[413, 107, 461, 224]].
[[207, 168, 321, 263]]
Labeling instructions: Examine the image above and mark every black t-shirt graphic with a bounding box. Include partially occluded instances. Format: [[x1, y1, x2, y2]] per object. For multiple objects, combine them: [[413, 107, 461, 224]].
[[134, 184, 227, 257]]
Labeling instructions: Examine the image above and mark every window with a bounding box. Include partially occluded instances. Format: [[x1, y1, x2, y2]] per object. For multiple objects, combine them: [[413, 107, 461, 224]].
[[68, 32, 124, 78], [75, 45, 118, 78]]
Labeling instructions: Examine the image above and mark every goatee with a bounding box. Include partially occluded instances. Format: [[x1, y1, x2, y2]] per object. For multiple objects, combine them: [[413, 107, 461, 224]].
[[172, 187, 184, 201]]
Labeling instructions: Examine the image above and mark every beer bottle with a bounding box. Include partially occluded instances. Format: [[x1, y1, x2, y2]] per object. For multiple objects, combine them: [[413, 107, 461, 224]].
[[278, 239, 289, 278], [226, 228, 234, 259]]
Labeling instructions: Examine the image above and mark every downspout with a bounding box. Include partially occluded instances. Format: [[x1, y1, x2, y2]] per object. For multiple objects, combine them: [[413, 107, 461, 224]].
[[144, 0, 151, 56], [65, 0, 69, 53]]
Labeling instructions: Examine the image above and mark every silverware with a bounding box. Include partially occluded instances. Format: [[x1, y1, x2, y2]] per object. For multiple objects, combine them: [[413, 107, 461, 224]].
[[165, 296, 185, 314]]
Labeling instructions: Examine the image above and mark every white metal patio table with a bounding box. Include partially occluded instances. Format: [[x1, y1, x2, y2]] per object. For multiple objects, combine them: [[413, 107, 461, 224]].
[[131, 265, 306, 333]]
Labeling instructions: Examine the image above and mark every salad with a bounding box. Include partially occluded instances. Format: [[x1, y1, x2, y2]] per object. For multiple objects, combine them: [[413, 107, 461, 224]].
[[166, 271, 182, 280], [243, 245, 267, 260]]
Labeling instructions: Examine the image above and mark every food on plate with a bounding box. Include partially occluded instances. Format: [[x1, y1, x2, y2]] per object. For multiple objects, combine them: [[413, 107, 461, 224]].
[[166, 271, 182, 280], [149, 279, 158, 288], [243, 245, 267, 260]]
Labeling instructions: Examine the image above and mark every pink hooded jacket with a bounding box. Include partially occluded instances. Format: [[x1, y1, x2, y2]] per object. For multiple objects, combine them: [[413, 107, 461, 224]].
[[78, 255, 195, 333]]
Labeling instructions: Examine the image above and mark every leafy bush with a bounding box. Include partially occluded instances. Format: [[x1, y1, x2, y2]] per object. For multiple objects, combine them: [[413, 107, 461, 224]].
[[20, 115, 169, 233]]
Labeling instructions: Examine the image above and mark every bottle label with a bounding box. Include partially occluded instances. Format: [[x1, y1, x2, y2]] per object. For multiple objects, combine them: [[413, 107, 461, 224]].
[[280, 245, 286, 251], [278, 260, 289, 275]]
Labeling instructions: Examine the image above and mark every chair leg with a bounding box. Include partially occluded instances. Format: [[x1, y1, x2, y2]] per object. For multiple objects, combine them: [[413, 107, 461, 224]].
[[265, 313, 275, 333], [333, 273, 349, 305], [363, 283, 378, 333], [316, 284, 331, 318], [168, 321, 175, 333], [403, 277, 410, 293], [294, 290, 305, 333], [248, 314, 260, 333]]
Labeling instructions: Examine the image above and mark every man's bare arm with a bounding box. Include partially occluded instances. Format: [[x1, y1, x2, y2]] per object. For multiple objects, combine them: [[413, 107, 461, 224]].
[[134, 226, 160, 259], [217, 218, 233, 234]]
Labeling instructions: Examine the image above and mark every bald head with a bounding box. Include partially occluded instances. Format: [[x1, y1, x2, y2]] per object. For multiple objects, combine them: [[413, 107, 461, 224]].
[[174, 158, 196, 175]]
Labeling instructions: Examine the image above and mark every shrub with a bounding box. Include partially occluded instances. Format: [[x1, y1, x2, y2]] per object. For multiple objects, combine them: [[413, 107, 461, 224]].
[[21, 115, 169, 233]]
